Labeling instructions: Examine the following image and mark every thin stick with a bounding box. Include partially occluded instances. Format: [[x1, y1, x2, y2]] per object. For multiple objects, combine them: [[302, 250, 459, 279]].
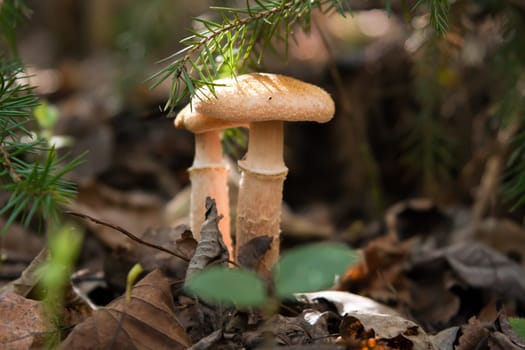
[[64, 211, 190, 262]]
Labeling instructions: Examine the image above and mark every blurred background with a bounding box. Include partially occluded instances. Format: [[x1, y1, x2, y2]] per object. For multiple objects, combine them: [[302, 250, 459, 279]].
[[4, 0, 525, 270]]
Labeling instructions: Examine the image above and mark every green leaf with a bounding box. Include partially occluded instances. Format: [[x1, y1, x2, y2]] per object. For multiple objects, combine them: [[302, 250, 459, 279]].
[[510, 317, 525, 342], [273, 242, 358, 299], [184, 266, 267, 308]]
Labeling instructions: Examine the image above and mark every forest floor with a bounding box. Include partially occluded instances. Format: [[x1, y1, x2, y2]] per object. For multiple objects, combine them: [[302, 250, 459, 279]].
[[2, 37, 525, 349]]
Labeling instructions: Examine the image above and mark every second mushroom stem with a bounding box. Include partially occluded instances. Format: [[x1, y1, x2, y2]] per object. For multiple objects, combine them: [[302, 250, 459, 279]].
[[190, 131, 232, 257]]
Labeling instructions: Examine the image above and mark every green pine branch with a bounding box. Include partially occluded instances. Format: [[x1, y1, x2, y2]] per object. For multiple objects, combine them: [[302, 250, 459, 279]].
[[402, 35, 456, 193], [0, 2, 82, 234], [0, 147, 83, 231], [498, 10, 525, 209], [0, 0, 32, 53], [414, 0, 450, 35], [0, 61, 36, 137], [152, 0, 451, 112], [0, 60, 82, 233], [150, 0, 352, 111]]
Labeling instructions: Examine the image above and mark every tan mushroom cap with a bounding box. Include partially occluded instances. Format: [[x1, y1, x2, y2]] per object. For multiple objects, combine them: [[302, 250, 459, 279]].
[[175, 104, 246, 133], [193, 73, 335, 123]]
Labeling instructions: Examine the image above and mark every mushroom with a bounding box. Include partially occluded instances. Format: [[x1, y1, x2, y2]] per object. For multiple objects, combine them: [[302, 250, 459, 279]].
[[193, 73, 335, 273], [175, 104, 246, 257]]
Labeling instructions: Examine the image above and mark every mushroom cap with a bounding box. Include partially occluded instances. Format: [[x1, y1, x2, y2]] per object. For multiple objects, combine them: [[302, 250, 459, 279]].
[[193, 73, 335, 123], [175, 104, 246, 133]]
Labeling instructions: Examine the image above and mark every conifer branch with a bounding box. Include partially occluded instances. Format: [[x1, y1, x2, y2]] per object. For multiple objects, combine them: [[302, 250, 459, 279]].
[[0, 143, 21, 182], [151, 0, 351, 111], [0, 1, 82, 233], [414, 0, 450, 35]]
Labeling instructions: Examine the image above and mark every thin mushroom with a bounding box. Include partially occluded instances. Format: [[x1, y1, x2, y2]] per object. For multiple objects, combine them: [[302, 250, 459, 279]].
[[193, 73, 335, 274], [175, 105, 246, 258]]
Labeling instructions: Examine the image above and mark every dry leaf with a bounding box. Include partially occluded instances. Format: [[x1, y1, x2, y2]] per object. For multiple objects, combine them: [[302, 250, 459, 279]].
[[0, 249, 47, 298], [497, 313, 525, 348], [489, 332, 525, 350], [409, 241, 525, 303], [407, 271, 460, 326], [429, 326, 460, 350], [339, 312, 436, 350], [243, 312, 332, 348], [176, 295, 224, 344], [174, 225, 198, 260], [454, 218, 525, 264], [456, 317, 489, 350], [0, 293, 50, 349], [237, 236, 273, 270], [340, 234, 412, 310], [185, 198, 228, 281], [61, 269, 191, 349], [298, 291, 400, 317], [299, 290, 434, 349]]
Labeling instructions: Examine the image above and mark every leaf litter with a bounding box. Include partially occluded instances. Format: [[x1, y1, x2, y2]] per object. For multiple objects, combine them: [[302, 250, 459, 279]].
[[3, 189, 525, 349]]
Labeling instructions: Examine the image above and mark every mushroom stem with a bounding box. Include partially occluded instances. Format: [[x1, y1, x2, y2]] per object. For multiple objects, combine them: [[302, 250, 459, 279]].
[[189, 131, 232, 257], [236, 121, 288, 274]]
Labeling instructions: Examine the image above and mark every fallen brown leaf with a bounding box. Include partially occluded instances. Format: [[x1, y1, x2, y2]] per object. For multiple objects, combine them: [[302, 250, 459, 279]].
[[0, 248, 47, 298], [339, 312, 436, 350], [456, 317, 489, 350], [409, 241, 525, 303], [60, 269, 191, 349], [340, 234, 413, 312], [0, 292, 50, 349], [174, 226, 198, 261]]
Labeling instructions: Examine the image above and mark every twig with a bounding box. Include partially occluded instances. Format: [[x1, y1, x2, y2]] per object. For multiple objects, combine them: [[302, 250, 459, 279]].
[[64, 211, 190, 262], [0, 144, 22, 182]]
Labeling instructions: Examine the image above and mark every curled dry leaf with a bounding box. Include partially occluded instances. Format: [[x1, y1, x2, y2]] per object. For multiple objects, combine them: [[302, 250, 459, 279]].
[[497, 313, 525, 348], [60, 269, 191, 349], [409, 241, 525, 303], [185, 197, 229, 281], [237, 236, 273, 270], [455, 313, 525, 350], [0, 293, 50, 350]]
